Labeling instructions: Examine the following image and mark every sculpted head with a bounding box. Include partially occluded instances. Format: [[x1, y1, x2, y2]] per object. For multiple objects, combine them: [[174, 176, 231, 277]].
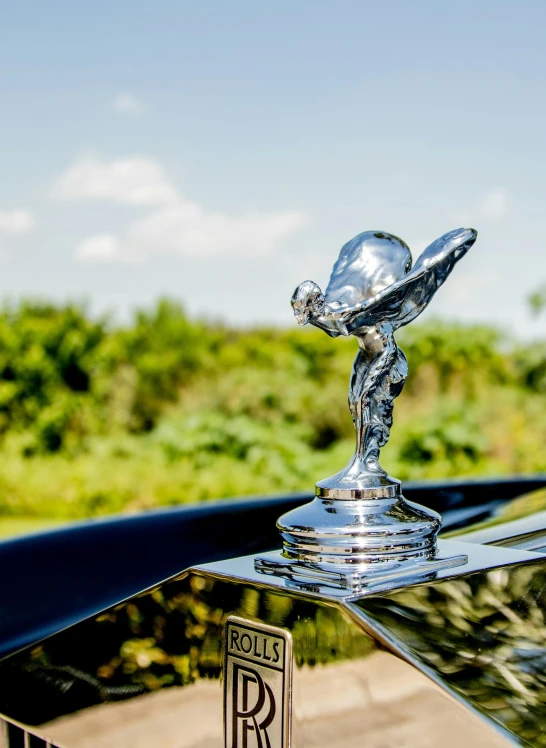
[[291, 280, 325, 325]]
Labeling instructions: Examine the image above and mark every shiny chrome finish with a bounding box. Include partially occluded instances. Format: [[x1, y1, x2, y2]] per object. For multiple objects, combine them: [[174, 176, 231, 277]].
[[216, 541, 542, 599], [450, 487, 546, 551], [278, 228, 477, 580], [0, 559, 531, 747], [290, 228, 476, 489], [255, 543, 468, 595], [348, 558, 546, 747], [457, 510, 546, 551], [0, 714, 60, 746], [277, 485, 443, 569]]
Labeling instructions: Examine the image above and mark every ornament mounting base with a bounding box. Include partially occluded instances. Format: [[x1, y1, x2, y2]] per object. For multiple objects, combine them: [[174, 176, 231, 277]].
[[255, 543, 468, 596], [276, 480, 443, 571]]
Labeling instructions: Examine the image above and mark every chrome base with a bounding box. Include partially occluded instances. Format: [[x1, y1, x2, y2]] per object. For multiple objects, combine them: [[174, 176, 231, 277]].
[[277, 480, 442, 569], [204, 540, 544, 601], [255, 543, 468, 595]]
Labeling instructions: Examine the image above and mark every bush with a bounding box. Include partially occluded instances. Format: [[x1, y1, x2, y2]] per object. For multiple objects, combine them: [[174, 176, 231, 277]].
[[0, 300, 543, 519]]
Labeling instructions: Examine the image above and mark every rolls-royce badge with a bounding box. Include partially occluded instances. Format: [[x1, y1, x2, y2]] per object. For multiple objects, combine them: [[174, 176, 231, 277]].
[[224, 616, 292, 748]]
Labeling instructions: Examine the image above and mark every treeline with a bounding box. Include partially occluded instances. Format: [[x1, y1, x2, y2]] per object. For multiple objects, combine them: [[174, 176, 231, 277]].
[[0, 299, 544, 518]]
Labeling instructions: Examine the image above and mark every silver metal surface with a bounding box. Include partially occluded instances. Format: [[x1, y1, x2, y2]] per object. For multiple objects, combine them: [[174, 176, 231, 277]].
[[0, 715, 58, 746], [456, 509, 546, 551], [277, 488, 443, 567], [255, 545, 468, 595], [290, 227, 476, 490], [206, 540, 544, 601], [279, 228, 477, 580], [6, 565, 516, 747], [450, 487, 546, 551], [224, 617, 292, 748]]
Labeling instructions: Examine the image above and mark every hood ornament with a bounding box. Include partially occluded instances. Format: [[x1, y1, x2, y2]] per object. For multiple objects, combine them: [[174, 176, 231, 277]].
[[257, 228, 478, 592]]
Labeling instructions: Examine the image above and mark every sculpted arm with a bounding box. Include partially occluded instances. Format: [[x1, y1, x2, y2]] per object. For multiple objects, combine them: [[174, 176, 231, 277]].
[[306, 312, 346, 337]]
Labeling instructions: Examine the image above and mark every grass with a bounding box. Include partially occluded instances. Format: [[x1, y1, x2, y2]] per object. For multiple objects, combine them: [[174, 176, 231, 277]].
[[0, 517, 68, 540]]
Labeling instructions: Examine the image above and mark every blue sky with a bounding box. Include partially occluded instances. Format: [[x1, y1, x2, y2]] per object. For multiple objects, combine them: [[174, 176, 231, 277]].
[[0, 0, 545, 336]]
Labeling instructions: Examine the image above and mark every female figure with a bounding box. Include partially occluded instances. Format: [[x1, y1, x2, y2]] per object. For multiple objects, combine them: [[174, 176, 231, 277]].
[[291, 228, 477, 487]]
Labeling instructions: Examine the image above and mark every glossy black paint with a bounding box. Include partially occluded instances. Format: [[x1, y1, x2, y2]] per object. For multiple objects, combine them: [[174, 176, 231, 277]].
[[1, 476, 545, 659]]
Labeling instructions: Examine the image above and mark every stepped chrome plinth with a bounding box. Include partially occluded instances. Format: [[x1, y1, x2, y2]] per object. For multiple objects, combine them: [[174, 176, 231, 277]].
[[256, 471, 468, 591], [279, 485, 441, 567]]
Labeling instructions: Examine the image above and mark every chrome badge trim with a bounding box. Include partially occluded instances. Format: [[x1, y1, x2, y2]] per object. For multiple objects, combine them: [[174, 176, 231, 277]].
[[224, 616, 292, 748], [0, 713, 60, 746]]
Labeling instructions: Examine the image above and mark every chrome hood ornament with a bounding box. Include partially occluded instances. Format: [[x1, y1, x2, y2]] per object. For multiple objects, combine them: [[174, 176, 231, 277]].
[[291, 227, 477, 491], [258, 227, 478, 590]]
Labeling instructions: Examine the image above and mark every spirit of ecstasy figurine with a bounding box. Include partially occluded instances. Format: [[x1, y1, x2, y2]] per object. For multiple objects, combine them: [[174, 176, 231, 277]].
[[256, 228, 478, 588], [291, 228, 477, 492]]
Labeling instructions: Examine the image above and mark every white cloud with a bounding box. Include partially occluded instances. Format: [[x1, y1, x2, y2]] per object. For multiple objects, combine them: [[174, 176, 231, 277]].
[[455, 188, 509, 225], [0, 209, 34, 234], [113, 93, 142, 115], [58, 154, 308, 262], [479, 189, 509, 220], [75, 235, 122, 263], [76, 202, 307, 262], [51, 156, 179, 206]]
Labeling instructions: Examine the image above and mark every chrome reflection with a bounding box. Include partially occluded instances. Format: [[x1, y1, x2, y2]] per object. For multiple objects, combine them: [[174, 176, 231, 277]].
[[0, 572, 373, 746], [449, 486, 546, 549], [42, 654, 508, 747], [0, 715, 57, 746], [352, 560, 546, 745], [0, 569, 510, 747]]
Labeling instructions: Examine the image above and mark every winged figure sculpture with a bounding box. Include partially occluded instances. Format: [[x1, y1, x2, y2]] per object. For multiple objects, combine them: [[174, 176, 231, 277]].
[[291, 227, 477, 490]]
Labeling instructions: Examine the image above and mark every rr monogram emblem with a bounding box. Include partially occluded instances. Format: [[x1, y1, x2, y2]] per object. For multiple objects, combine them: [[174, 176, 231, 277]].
[[224, 617, 292, 748]]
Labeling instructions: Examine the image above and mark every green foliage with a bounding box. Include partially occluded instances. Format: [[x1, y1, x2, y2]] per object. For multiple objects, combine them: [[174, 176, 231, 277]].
[[514, 341, 546, 393], [0, 299, 544, 520], [396, 401, 489, 471], [529, 284, 546, 317]]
